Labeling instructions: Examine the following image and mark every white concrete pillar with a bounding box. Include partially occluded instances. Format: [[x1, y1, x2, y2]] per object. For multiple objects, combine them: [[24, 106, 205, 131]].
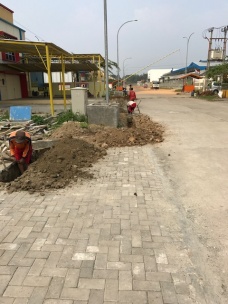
[[71, 87, 88, 115]]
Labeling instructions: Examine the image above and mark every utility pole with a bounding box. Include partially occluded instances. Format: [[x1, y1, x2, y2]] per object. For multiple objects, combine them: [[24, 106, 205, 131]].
[[207, 28, 214, 70], [222, 26, 228, 62], [103, 0, 109, 103]]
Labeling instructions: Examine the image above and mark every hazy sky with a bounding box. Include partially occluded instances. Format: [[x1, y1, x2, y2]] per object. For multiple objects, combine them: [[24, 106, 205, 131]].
[[2, 0, 228, 76]]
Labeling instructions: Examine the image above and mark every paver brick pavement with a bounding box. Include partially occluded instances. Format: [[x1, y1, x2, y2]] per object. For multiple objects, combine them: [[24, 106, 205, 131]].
[[0, 146, 208, 303]]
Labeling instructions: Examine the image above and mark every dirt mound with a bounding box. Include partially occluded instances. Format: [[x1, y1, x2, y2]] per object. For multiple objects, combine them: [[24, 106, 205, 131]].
[[6, 138, 106, 193], [5, 114, 164, 193], [51, 114, 164, 148]]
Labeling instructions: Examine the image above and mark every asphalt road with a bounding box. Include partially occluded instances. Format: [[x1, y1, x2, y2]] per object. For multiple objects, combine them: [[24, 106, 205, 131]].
[[138, 92, 228, 303]]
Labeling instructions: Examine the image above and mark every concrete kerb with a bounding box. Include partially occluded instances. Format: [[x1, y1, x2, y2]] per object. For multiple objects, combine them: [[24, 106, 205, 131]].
[[87, 103, 119, 127]]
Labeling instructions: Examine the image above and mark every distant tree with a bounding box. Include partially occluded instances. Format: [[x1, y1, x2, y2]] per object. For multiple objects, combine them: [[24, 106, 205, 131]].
[[206, 62, 228, 82], [124, 73, 148, 84]]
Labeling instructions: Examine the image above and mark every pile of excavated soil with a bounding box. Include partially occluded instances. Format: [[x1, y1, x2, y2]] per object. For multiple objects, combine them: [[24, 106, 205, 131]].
[[6, 138, 107, 193], [50, 114, 164, 148], [5, 113, 164, 193]]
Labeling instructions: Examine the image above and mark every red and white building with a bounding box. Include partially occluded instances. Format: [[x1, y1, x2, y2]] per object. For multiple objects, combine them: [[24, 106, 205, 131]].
[[0, 4, 28, 100]]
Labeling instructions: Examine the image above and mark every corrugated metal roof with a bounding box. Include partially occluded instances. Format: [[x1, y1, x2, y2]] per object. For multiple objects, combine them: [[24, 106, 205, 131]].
[[0, 39, 70, 56], [0, 62, 98, 73]]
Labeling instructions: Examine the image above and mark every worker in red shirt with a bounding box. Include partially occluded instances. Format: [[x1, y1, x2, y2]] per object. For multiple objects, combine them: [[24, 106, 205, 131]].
[[9, 130, 33, 174], [127, 87, 137, 113], [129, 87, 136, 101]]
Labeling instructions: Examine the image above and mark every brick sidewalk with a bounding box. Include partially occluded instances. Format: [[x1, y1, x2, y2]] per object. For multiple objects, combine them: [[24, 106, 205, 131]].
[[0, 146, 207, 303]]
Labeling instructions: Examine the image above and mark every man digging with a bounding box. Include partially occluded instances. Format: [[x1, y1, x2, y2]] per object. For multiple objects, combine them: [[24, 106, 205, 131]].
[[9, 130, 33, 174]]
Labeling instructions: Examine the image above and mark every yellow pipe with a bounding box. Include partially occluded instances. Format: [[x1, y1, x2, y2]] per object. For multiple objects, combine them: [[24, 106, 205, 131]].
[[92, 56, 96, 98], [98, 55, 101, 97], [61, 54, 67, 109], [34, 44, 47, 69], [45, 44, 54, 116]]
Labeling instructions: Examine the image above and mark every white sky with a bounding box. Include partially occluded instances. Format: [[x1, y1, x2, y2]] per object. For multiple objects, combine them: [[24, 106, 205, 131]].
[[2, 0, 228, 76]]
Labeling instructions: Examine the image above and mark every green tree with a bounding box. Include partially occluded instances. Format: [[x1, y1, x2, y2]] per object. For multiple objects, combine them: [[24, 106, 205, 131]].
[[206, 63, 228, 82], [101, 59, 118, 78]]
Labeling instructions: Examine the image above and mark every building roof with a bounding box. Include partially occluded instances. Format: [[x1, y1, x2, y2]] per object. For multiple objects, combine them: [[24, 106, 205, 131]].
[[164, 62, 207, 77], [72, 54, 105, 63], [0, 4, 14, 13], [0, 62, 98, 73], [0, 39, 70, 56], [0, 39, 99, 73], [178, 73, 203, 79]]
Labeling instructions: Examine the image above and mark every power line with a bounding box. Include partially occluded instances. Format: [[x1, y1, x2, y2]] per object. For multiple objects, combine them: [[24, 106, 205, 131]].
[[14, 19, 46, 41]]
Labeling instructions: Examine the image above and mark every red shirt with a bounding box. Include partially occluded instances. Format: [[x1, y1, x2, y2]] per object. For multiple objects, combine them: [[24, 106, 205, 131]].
[[9, 131, 32, 163], [129, 90, 136, 101]]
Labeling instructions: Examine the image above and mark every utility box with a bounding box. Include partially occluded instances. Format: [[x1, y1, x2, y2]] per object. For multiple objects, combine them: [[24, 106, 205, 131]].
[[71, 87, 88, 115], [87, 103, 119, 127]]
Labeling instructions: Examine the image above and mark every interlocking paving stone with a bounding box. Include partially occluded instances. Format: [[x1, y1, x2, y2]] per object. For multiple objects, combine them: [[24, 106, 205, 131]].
[[93, 269, 118, 279], [0, 146, 209, 303], [28, 259, 46, 276], [119, 270, 132, 290], [132, 263, 145, 281], [94, 253, 107, 270], [107, 262, 131, 271], [133, 280, 160, 292], [28, 286, 48, 304], [23, 275, 51, 287], [61, 288, 90, 301], [104, 279, 118, 302], [78, 278, 105, 289], [148, 291, 164, 304], [44, 300, 73, 304], [118, 290, 148, 303], [79, 267, 93, 279], [9, 266, 29, 286], [64, 269, 80, 288], [161, 282, 178, 303], [146, 271, 172, 282], [72, 253, 95, 261], [46, 277, 64, 299], [3, 286, 34, 298], [88, 290, 104, 304]]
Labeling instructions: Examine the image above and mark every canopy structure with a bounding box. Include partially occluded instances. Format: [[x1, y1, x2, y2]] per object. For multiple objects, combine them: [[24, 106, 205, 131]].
[[0, 61, 99, 73], [0, 40, 101, 115], [0, 39, 70, 57], [178, 73, 203, 80]]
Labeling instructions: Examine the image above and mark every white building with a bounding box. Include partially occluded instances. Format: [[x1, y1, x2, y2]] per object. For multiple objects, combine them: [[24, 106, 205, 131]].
[[147, 69, 171, 83]]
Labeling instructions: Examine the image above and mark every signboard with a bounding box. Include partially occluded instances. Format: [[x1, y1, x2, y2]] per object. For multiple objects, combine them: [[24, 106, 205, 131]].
[[10, 106, 31, 121]]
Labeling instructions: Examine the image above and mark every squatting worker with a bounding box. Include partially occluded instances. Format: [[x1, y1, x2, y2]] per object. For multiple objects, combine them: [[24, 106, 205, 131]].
[[9, 130, 32, 174], [127, 100, 137, 114]]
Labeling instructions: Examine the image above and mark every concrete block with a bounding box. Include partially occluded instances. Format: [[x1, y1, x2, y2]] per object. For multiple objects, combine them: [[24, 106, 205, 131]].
[[87, 103, 119, 127]]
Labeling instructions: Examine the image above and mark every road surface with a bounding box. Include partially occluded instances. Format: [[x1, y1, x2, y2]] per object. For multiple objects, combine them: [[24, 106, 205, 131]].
[[138, 88, 228, 303]]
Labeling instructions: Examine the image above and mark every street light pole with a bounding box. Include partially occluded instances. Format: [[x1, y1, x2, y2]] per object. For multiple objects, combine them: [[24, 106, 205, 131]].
[[104, 0, 109, 103], [183, 32, 194, 75], [123, 57, 132, 79], [117, 19, 137, 87]]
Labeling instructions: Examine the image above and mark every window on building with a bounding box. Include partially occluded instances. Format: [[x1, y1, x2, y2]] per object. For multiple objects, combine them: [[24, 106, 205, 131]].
[[5, 52, 16, 61]]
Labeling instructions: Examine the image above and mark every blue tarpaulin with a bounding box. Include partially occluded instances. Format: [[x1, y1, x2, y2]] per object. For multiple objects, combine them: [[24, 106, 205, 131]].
[[10, 106, 32, 121]]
